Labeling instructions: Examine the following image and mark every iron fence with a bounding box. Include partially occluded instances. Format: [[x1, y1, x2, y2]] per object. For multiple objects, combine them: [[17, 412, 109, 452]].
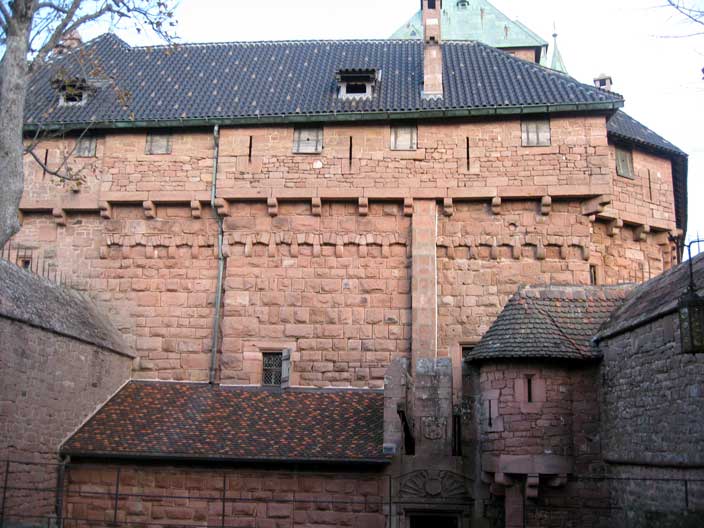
[[0, 242, 71, 288]]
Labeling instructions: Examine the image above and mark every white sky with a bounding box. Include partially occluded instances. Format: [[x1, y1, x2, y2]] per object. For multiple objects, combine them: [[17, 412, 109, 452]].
[[93, 0, 704, 244]]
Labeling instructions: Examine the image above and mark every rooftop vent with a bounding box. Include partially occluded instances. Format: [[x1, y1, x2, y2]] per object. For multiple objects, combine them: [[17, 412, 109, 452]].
[[336, 69, 379, 100]]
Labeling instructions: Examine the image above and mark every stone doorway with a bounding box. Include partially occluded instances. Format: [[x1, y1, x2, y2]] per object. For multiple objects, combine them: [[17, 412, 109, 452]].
[[409, 513, 460, 528]]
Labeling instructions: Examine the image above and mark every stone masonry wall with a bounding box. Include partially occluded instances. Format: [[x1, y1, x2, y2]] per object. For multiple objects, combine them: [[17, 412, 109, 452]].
[[0, 317, 132, 523], [64, 463, 386, 528], [23, 116, 612, 195], [437, 201, 672, 363], [600, 311, 704, 467]]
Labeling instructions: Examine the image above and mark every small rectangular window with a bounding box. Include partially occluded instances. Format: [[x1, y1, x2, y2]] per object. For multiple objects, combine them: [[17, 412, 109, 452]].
[[616, 147, 635, 179], [391, 125, 418, 151], [293, 127, 323, 154], [521, 119, 551, 147], [526, 375, 534, 403], [262, 352, 283, 386], [75, 137, 97, 157], [146, 133, 172, 155]]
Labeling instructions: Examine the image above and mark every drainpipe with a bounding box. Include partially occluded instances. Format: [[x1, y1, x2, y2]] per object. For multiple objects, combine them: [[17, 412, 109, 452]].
[[209, 125, 225, 385]]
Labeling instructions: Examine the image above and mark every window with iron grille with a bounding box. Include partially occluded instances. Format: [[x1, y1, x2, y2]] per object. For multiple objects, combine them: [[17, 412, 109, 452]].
[[616, 147, 635, 179], [145, 132, 172, 155], [75, 136, 97, 157], [521, 119, 551, 147], [293, 127, 323, 154], [390, 124, 418, 151], [262, 352, 283, 386]]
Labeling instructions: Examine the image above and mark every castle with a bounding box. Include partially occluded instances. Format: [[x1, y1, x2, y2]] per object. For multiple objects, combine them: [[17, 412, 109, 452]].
[[1, 1, 700, 528]]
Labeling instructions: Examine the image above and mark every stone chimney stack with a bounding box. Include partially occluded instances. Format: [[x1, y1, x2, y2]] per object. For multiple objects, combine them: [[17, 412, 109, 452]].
[[422, 0, 443, 98], [594, 73, 613, 92]]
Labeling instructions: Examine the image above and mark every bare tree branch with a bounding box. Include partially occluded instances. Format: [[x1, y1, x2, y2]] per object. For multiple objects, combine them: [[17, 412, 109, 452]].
[[30, 0, 82, 66], [665, 0, 704, 27], [0, 1, 14, 32]]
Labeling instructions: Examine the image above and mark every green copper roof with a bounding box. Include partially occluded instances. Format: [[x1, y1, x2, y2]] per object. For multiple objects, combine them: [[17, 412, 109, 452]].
[[549, 33, 568, 73], [390, 0, 548, 51]]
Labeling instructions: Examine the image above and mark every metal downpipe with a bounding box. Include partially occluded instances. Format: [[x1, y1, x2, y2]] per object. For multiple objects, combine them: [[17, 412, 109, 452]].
[[209, 125, 224, 385]]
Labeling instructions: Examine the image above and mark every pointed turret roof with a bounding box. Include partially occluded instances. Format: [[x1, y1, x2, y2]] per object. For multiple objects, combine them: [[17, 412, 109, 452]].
[[390, 0, 547, 52], [549, 32, 568, 73]]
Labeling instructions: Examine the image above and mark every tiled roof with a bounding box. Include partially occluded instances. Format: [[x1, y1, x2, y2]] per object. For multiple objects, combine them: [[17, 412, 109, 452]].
[[0, 260, 130, 356], [596, 253, 704, 341], [467, 285, 633, 362], [606, 110, 688, 232], [607, 110, 686, 156], [26, 34, 622, 128], [61, 381, 388, 464]]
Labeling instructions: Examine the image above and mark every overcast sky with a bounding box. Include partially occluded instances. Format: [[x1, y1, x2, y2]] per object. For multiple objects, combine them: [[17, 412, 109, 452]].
[[96, 0, 704, 245]]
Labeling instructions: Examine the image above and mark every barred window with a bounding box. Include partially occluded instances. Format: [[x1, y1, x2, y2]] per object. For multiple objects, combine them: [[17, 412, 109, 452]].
[[390, 125, 418, 151], [293, 127, 323, 154], [262, 352, 283, 386], [521, 119, 551, 147], [75, 137, 97, 157], [145, 132, 172, 155], [616, 147, 635, 179]]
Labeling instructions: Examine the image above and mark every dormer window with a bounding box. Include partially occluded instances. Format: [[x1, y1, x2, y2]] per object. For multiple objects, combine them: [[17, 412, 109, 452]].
[[336, 69, 378, 100], [54, 79, 87, 106]]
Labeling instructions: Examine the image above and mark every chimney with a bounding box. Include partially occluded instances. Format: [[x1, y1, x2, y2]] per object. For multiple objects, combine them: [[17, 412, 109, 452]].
[[422, 0, 443, 98], [53, 30, 83, 56], [593, 74, 613, 92]]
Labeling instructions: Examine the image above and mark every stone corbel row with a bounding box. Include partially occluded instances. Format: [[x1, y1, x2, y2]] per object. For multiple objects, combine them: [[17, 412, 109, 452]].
[[436, 235, 591, 261], [223, 231, 409, 258], [101, 234, 216, 259], [100, 231, 409, 260]]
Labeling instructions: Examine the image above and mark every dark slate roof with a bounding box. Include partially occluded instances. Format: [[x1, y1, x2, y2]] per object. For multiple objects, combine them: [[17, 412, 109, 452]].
[[61, 381, 388, 464], [0, 259, 130, 356], [26, 34, 623, 127], [606, 110, 688, 232], [467, 285, 633, 362], [607, 110, 685, 156], [596, 253, 704, 341]]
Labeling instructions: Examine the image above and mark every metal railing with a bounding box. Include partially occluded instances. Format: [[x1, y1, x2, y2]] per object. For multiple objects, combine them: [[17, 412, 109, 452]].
[[0, 242, 72, 287]]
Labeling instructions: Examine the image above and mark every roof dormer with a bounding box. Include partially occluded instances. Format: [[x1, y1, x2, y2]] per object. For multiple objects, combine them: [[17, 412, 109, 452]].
[[336, 68, 379, 100]]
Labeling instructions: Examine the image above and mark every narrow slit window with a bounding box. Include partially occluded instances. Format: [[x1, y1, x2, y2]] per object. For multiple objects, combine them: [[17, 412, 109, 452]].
[[262, 352, 283, 386], [452, 413, 462, 456], [647, 169, 654, 201], [466, 137, 470, 171], [590, 265, 599, 285], [146, 133, 172, 155], [248, 136, 253, 162], [526, 375, 534, 403], [521, 119, 551, 147], [616, 147, 635, 179], [293, 127, 323, 154], [348, 136, 353, 167], [391, 125, 418, 151]]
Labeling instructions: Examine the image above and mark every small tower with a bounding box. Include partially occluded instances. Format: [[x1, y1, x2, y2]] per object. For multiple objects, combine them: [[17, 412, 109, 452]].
[[422, 0, 444, 98]]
